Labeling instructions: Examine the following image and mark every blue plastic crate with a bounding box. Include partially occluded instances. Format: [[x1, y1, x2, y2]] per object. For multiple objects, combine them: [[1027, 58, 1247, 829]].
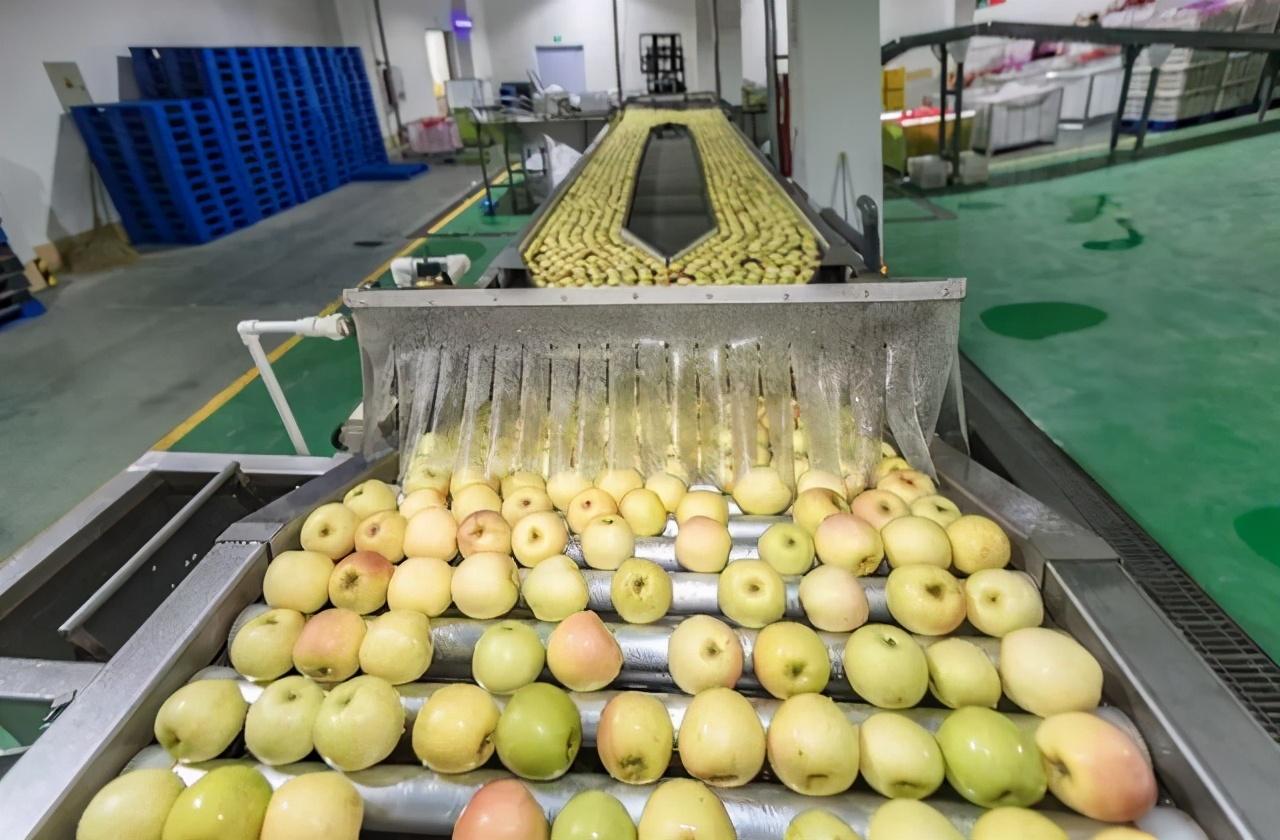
[[259, 47, 340, 200], [305, 47, 358, 184], [334, 47, 389, 168], [72, 100, 257, 245], [130, 47, 298, 218]]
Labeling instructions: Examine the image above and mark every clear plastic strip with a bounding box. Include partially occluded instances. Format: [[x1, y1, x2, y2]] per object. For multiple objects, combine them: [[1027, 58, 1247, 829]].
[[486, 344, 523, 479], [725, 340, 760, 484], [844, 340, 886, 493], [669, 341, 698, 482], [635, 340, 670, 478], [760, 341, 796, 489], [792, 345, 841, 477], [424, 345, 470, 475], [517, 344, 552, 475], [695, 344, 728, 489], [453, 345, 495, 477], [396, 344, 440, 485], [605, 343, 639, 473], [574, 345, 608, 481], [546, 345, 580, 478]]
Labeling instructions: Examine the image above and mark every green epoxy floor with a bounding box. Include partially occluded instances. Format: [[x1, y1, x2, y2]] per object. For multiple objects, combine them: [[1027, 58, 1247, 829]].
[[886, 130, 1280, 660]]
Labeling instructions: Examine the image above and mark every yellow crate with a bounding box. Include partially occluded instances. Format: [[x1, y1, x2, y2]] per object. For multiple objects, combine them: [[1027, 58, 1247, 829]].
[[883, 89, 905, 111], [882, 67, 906, 92]]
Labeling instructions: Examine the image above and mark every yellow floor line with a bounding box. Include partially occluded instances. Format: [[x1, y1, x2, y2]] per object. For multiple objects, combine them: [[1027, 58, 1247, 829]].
[[152, 177, 502, 451]]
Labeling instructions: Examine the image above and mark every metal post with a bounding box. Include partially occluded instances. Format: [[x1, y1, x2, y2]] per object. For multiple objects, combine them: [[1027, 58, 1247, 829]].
[[938, 42, 948, 174], [373, 0, 403, 143], [712, 0, 723, 101], [612, 0, 624, 102], [951, 60, 965, 182], [1110, 44, 1140, 163], [1134, 66, 1159, 156], [764, 0, 781, 168], [1258, 51, 1278, 123]]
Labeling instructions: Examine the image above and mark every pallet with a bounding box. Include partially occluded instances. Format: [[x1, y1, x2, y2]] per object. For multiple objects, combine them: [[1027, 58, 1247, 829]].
[[260, 47, 341, 201], [351, 162, 429, 181]]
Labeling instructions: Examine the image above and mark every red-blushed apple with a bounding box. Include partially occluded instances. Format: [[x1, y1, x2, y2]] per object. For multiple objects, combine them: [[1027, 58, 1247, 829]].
[[645, 470, 688, 513], [909, 493, 961, 527], [521, 553, 589, 621], [412, 682, 501, 772], [230, 608, 305, 681], [792, 487, 848, 534], [813, 512, 883, 575], [76, 768, 184, 840], [312, 674, 405, 771], [502, 470, 546, 496], [925, 636, 1002, 709], [260, 771, 363, 840], [546, 610, 623, 691], [450, 466, 499, 496], [1000, 627, 1103, 716], [342, 478, 397, 520], [757, 522, 815, 576], [717, 559, 786, 628], [885, 565, 966, 636], [798, 565, 869, 632], [292, 607, 366, 682], [511, 510, 569, 567], [752, 621, 831, 698], [566, 487, 619, 534], [402, 506, 458, 560], [610, 557, 673, 623], [842, 624, 929, 709], [867, 799, 963, 840], [597, 467, 645, 504], [472, 620, 545, 694], [359, 609, 433, 684], [876, 469, 937, 504], [399, 487, 447, 520], [678, 686, 766, 787], [873, 457, 912, 483], [387, 556, 453, 616], [451, 552, 520, 618], [328, 550, 394, 614], [452, 483, 503, 523], [796, 469, 847, 499], [970, 807, 1067, 840], [637, 779, 734, 839], [785, 808, 859, 840], [881, 515, 952, 569], [154, 679, 247, 763], [456, 509, 512, 557], [580, 514, 635, 570], [667, 614, 744, 693], [850, 489, 909, 531], [965, 568, 1043, 637], [354, 510, 407, 563], [767, 692, 860, 796], [300, 502, 359, 560], [619, 487, 669, 536], [859, 711, 945, 800], [244, 675, 325, 765], [947, 514, 1012, 574], [597, 691, 674, 784], [674, 515, 732, 573], [733, 466, 794, 515], [495, 682, 582, 780], [547, 470, 593, 511], [263, 550, 334, 614], [453, 779, 549, 840], [1036, 712, 1158, 823], [676, 489, 730, 525], [502, 486, 554, 526]]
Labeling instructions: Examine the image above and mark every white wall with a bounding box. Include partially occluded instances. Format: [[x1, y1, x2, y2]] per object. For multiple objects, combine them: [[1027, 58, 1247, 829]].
[[0, 0, 340, 261], [741, 0, 789, 85], [696, 0, 743, 103]]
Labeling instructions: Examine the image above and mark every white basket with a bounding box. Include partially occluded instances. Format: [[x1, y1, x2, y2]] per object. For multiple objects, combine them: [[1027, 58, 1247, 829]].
[[970, 84, 1065, 152], [1217, 78, 1261, 111], [958, 151, 989, 186], [1224, 51, 1267, 83], [1131, 59, 1228, 95], [907, 155, 949, 190], [1123, 87, 1220, 122], [1239, 0, 1280, 29]]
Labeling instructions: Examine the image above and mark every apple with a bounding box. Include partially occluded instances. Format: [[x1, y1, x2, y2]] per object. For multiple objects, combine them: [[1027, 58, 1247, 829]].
[[547, 610, 623, 691], [668, 614, 744, 693], [548, 470, 593, 511], [971, 807, 1066, 840], [161, 765, 270, 840], [353, 510, 407, 563], [412, 682, 501, 772], [753, 621, 830, 698], [343, 478, 398, 520], [965, 568, 1043, 637], [732, 466, 794, 515], [597, 691, 674, 784], [230, 608, 305, 681], [452, 551, 521, 618], [677, 686, 766, 787], [495, 682, 582, 780], [867, 800, 962, 840], [947, 514, 1012, 574], [859, 711, 945, 799], [387, 556, 453, 616], [1000, 627, 1103, 716], [503, 486, 555, 525], [645, 471, 688, 513], [850, 489, 909, 531], [399, 487, 447, 520], [842, 624, 928, 709], [76, 768, 183, 840], [784, 809, 859, 840], [453, 483, 503, 523], [1093, 830, 1157, 840], [637, 779, 734, 839], [881, 516, 952, 569], [512, 510, 570, 567], [798, 565, 869, 632], [522, 553, 590, 621], [909, 494, 961, 528], [567, 487, 619, 534], [675, 489, 730, 525], [454, 779, 549, 840], [262, 550, 333, 614], [757, 522, 815, 575], [925, 637, 1001, 709], [551, 790, 635, 840], [359, 610, 433, 684], [766, 692, 859, 796], [260, 772, 363, 840], [580, 514, 635, 570], [674, 516, 732, 573], [1036, 712, 1158, 823], [328, 551, 393, 614], [457, 509, 513, 557], [597, 467, 645, 504], [402, 461, 449, 495], [451, 466, 499, 496], [885, 565, 966, 636], [611, 557, 673, 623], [619, 488, 669, 536], [873, 457, 912, 482], [292, 607, 366, 682], [792, 487, 848, 534], [313, 674, 405, 771], [717, 559, 785, 628], [300, 502, 359, 559], [876, 469, 937, 504], [813, 512, 883, 574], [502, 470, 546, 496], [473, 620, 546, 693], [244, 675, 324, 765], [796, 469, 847, 499], [402, 506, 458, 560], [153, 679, 246, 762], [938, 706, 1046, 808]]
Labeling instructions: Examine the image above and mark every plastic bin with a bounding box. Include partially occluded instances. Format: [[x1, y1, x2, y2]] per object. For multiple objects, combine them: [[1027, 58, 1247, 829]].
[[907, 155, 949, 190], [971, 83, 1064, 153]]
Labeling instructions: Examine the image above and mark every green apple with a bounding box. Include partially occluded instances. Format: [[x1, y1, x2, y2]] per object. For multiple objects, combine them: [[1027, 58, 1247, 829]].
[[610, 557, 673, 624], [77, 769, 184, 840], [717, 559, 785, 628], [230, 608, 305, 681], [521, 553, 589, 621], [752, 621, 830, 699], [766, 693, 859, 795], [597, 691, 673, 784], [637, 779, 734, 839], [154, 679, 247, 763], [312, 675, 405, 771], [260, 771, 363, 840], [244, 676, 325, 765], [412, 682, 500, 773], [677, 687, 765, 788], [858, 712, 944, 799], [454, 778, 549, 840], [971, 807, 1066, 840], [936, 706, 1046, 808], [161, 765, 271, 840], [784, 808, 860, 840], [867, 800, 962, 840], [472, 620, 546, 694], [551, 790, 636, 840], [495, 682, 582, 780], [359, 610, 434, 684], [924, 637, 1001, 709], [758, 522, 816, 575], [841, 624, 928, 709]]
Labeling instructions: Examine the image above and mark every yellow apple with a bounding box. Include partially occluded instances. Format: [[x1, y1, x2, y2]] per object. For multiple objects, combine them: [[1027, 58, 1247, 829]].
[[328, 551, 393, 614], [925, 637, 1002, 709], [402, 461, 449, 495], [230, 608, 305, 681], [359, 610, 433, 684], [546, 610, 623, 691], [567, 487, 619, 534], [757, 522, 815, 575], [842, 624, 929, 709], [547, 470, 593, 511], [674, 515, 732, 573], [677, 687, 765, 787], [521, 553, 589, 620], [161, 765, 270, 840], [260, 772, 363, 840], [784, 809, 859, 840], [76, 769, 184, 840], [398, 487, 447, 520], [867, 799, 962, 840], [965, 568, 1043, 637], [413, 682, 501, 772], [450, 466, 499, 496], [597, 467, 644, 504], [885, 565, 966, 636], [1000, 627, 1103, 716], [876, 469, 937, 504], [300, 502, 359, 560], [610, 557, 672, 623], [292, 607, 365, 682], [451, 552, 521, 618], [511, 509, 569, 567], [947, 514, 1012, 574], [402, 506, 458, 560], [645, 471, 688, 513], [472, 620, 546, 694], [798, 565, 869, 632], [767, 693, 859, 795], [909, 494, 961, 527], [813, 512, 883, 574], [637, 780, 734, 839], [354, 510, 407, 563], [343, 478, 397, 520], [244, 675, 324, 765], [732, 466, 793, 515], [502, 486, 554, 525], [796, 469, 847, 499], [457, 509, 513, 557], [501, 470, 546, 497], [881, 516, 952, 569], [971, 807, 1066, 840], [313, 674, 405, 771], [792, 487, 848, 534], [753, 621, 831, 698], [153, 679, 246, 763], [619, 488, 669, 536], [262, 550, 334, 614], [717, 559, 785, 628], [581, 514, 635, 570], [386, 556, 453, 616], [873, 457, 912, 483], [1092, 829, 1157, 840], [667, 615, 743, 693], [597, 691, 674, 784], [453, 483, 503, 523], [859, 711, 945, 799], [675, 489, 729, 525]]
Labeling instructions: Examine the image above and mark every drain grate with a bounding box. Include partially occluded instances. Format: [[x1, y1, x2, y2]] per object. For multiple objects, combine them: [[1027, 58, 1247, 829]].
[[961, 356, 1280, 741]]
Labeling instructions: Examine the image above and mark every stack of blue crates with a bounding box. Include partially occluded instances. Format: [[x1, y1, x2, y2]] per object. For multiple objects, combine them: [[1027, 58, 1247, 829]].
[[260, 47, 340, 200]]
